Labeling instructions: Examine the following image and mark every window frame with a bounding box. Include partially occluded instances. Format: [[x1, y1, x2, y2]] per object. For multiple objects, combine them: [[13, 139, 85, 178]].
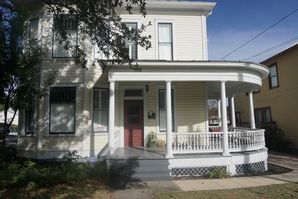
[[49, 87, 76, 135], [25, 108, 34, 134], [52, 14, 79, 58], [235, 111, 241, 125], [29, 17, 39, 41], [124, 22, 138, 60], [268, 63, 279, 89], [93, 88, 109, 133], [157, 88, 175, 133], [157, 22, 174, 61], [254, 106, 272, 127]]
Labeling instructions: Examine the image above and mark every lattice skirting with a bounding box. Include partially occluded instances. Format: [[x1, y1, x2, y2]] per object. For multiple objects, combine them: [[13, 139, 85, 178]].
[[236, 161, 266, 174], [171, 166, 226, 177]]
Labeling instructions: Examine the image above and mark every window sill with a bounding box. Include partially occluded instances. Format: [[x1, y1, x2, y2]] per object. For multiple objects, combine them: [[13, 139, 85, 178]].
[[93, 132, 109, 136], [47, 133, 76, 137], [19, 133, 35, 137], [269, 86, 279, 90]]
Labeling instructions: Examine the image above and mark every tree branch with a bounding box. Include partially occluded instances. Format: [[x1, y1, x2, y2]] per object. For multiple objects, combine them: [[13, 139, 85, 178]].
[[0, 1, 15, 11]]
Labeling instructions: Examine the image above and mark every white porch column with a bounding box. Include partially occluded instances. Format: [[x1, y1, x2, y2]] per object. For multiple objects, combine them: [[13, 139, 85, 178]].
[[217, 99, 222, 127], [221, 81, 230, 156], [166, 81, 173, 158], [249, 92, 256, 129], [230, 96, 236, 128], [108, 81, 115, 152]]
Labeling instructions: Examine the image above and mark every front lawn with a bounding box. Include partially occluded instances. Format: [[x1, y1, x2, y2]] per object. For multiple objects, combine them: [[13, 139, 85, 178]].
[[155, 183, 298, 199], [0, 146, 114, 199], [0, 180, 112, 199]]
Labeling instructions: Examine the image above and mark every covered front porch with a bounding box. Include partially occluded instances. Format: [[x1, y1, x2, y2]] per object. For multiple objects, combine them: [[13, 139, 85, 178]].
[[105, 61, 269, 177]]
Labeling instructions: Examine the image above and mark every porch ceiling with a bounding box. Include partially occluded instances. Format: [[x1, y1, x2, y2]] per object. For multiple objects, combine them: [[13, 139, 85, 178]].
[[108, 61, 269, 96], [206, 81, 258, 98]]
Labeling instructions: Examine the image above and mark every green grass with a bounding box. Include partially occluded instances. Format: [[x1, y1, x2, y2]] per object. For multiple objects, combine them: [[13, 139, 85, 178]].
[[155, 183, 298, 199]]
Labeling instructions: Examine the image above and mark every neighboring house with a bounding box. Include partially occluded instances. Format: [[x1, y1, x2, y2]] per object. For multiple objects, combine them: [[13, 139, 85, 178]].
[[235, 43, 298, 149], [0, 110, 19, 134], [16, 0, 269, 178]]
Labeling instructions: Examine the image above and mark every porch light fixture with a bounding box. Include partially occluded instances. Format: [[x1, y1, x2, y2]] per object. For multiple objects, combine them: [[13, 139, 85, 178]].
[[145, 84, 150, 93]]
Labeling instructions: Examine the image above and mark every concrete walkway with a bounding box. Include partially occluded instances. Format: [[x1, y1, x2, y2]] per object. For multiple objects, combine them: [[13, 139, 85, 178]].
[[113, 153, 298, 199]]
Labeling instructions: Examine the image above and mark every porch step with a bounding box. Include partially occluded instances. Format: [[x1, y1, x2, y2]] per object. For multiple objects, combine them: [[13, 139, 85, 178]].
[[107, 159, 171, 181]]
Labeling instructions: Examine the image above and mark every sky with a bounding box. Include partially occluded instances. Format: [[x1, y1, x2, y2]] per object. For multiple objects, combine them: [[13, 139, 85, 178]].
[[198, 0, 298, 62]]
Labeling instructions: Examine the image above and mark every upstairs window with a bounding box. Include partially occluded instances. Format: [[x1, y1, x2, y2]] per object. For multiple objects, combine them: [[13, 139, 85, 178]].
[[269, 64, 279, 89], [125, 22, 138, 60], [158, 23, 173, 60], [93, 89, 109, 132], [29, 18, 39, 40], [52, 14, 78, 58], [50, 87, 76, 134]]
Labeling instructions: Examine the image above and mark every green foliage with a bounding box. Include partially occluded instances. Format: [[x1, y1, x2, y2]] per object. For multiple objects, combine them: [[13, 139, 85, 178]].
[[207, 167, 230, 179], [0, 159, 108, 189], [146, 131, 158, 148], [41, 0, 151, 70], [0, 7, 57, 137], [263, 123, 294, 152]]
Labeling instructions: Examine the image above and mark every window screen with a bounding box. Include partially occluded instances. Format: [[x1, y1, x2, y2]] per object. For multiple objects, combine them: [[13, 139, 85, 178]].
[[93, 89, 109, 132], [52, 14, 78, 58], [158, 89, 174, 132], [50, 87, 76, 134], [158, 23, 173, 60]]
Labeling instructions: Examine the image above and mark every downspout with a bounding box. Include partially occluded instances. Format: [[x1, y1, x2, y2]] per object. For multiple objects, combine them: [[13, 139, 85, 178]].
[[201, 15, 208, 60]]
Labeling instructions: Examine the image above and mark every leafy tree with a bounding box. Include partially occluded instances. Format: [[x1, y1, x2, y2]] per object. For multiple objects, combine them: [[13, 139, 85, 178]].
[[0, 1, 56, 143], [0, 0, 151, 143], [41, 0, 152, 70]]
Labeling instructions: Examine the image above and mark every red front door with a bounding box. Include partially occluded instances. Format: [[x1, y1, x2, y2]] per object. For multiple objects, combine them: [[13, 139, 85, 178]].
[[124, 100, 144, 147]]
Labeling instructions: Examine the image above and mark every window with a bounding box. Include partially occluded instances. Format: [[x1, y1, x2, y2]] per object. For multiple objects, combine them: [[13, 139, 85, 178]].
[[255, 107, 272, 127], [25, 97, 35, 134], [52, 14, 78, 58], [124, 89, 143, 97], [125, 22, 137, 59], [208, 99, 230, 126], [50, 87, 76, 134], [269, 64, 279, 89], [158, 89, 174, 132], [158, 23, 173, 60], [93, 89, 109, 132], [235, 112, 241, 125], [29, 18, 39, 40]]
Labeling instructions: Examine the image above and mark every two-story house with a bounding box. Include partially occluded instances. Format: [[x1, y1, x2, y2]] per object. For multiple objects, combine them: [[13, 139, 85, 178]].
[[235, 43, 298, 150], [16, 0, 269, 178]]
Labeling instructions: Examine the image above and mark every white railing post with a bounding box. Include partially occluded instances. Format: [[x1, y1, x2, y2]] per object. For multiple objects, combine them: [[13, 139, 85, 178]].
[[230, 96, 236, 128], [166, 81, 173, 158], [221, 81, 230, 156], [109, 81, 115, 153], [249, 92, 256, 129]]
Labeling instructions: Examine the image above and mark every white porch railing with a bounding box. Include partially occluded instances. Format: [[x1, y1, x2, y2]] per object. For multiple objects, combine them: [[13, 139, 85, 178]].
[[172, 129, 265, 154], [172, 132, 223, 154], [228, 128, 265, 152]]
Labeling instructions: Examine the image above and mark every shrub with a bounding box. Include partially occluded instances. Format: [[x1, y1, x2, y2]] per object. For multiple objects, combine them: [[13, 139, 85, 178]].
[[207, 167, 230, 179], [0, 160, 108, 189], [146, 132, 157, 147], [263, 122, 294, 152]]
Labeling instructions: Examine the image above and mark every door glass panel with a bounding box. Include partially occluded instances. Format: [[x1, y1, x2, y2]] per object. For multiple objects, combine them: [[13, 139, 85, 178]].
[[128, 104, 140, 124]]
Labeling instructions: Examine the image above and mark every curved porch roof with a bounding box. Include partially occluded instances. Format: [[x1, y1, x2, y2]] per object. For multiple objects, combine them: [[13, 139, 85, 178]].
[[108, 60, 269, 98]]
